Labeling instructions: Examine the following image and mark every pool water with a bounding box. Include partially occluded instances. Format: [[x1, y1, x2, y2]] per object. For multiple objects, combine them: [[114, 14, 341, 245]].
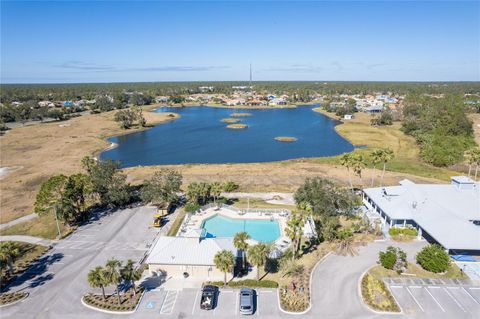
[[201, 214, 280, 243]]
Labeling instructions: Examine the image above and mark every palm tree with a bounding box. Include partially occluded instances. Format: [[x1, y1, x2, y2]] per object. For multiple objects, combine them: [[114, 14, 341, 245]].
[[351, 153, 366, 186], [370, 149, 384, 186], [340, 153, 354, 189], [214, 250, 235, 287], [233, 232, 250, 269], [0, 241, 20, 276], [285, 212, 305, 261], [471, 148, 480, 181], [87, 266, 108, 301], [120, 259, 142, 297], [104, 258, 123, 305], [379, 148, 394, 186], [335, 229, 358, 256], [210, 182, 223, 206], [198, 182, 211, 205], [248, 243, 268, 280]]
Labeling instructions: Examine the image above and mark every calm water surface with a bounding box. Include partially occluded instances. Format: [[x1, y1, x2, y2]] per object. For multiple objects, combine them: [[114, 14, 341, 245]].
[[100, 105, 353, 166]]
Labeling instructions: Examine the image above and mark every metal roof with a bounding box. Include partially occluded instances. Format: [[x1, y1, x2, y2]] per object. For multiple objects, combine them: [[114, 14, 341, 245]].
[[146, 236, 237, 266], [364, 178, 480, 251]]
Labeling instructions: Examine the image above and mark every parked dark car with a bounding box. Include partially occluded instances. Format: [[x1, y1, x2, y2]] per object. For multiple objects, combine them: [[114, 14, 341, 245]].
[[239, 288, 254, 315], [200, 285, 218, 310]]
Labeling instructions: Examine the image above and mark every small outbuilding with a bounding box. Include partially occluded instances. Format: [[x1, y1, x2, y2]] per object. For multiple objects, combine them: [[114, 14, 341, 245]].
[[146, 229, 239, 280]]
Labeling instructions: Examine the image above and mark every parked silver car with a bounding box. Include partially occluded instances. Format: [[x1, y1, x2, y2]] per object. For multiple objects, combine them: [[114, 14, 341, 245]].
[[239, 288, 254, 315]]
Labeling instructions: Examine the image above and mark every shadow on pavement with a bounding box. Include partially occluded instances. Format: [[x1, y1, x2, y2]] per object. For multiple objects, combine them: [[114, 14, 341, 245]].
[[3, 252, 64, 292]]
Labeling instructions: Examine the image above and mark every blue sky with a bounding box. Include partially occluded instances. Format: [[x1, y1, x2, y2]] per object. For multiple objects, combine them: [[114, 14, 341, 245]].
[[1, 1, 479, 83]]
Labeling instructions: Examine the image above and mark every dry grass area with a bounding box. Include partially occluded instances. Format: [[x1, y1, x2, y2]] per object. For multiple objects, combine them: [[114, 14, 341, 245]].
[[126, 161, 440, 196], [229, 198, 295, 210], [0, 107, 178, 223]]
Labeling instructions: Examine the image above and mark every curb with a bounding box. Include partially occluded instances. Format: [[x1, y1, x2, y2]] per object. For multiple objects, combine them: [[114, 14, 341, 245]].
[[277, 251, 332, 315], [0, 292, 29, 308], [81, 290, 145, 315], [357, 266, 403, 315]]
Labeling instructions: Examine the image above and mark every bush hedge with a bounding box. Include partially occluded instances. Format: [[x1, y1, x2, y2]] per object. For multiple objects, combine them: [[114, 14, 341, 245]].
[[389, 227, 418, 237], [184, 202, 201, 213], [207, 279, 278, 288], [416, 244, 450, 273]]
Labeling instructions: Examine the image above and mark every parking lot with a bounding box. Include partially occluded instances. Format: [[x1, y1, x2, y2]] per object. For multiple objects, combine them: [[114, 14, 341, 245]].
[[384, 278, 480, 319], [2, 206, 161, 319], [136, 288, 282, 318]]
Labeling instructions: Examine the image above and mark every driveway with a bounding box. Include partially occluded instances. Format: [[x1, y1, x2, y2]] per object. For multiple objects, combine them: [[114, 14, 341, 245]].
[[1, 205, 161, 319], [309, 240, 424, 318]]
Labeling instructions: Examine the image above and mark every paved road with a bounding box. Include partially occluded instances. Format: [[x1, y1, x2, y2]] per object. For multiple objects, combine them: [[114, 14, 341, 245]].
[[0, 235, 56, 246], [1, 206, 160, 319]]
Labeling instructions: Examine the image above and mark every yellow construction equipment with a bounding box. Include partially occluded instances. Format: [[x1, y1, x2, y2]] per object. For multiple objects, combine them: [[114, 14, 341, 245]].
[[153, 213, 162, 228]]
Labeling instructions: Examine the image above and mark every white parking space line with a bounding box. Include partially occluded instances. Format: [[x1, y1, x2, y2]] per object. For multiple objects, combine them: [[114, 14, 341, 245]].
[[235, 291, 239, 316], [428, 286, 440, 289], [406, 287, 424, 312], [390, 285, 403, 289], [469, 287, 480, 290], [256, 294, 260, 316], [160, 290, 177, 314], [426, 288, 445, 312], [462, 287, 480, 305], [409, 286, 421, 289], [192, 290, 200, 315], [444, 288, 466, 313]]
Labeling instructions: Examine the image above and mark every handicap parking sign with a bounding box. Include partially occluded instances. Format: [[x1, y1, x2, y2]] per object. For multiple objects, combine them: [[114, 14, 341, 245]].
[[146, 301, 156, 309]]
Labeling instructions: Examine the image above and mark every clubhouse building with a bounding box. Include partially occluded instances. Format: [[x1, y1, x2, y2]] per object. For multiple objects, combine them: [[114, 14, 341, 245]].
[[362, 176, 480, 255]]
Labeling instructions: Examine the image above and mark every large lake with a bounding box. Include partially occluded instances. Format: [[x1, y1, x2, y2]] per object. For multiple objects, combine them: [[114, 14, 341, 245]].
[[100, 105, 354, 167]]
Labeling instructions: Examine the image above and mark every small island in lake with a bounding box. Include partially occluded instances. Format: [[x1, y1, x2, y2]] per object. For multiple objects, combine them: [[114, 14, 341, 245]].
[[275, 136, 298, 142], [221, 118, 241, 123], [230, 112, 252, 117], [226, 123, 248, 129]]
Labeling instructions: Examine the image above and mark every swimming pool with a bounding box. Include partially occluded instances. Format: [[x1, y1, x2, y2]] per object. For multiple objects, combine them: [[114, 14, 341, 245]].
[[201, 214, 281, 243]]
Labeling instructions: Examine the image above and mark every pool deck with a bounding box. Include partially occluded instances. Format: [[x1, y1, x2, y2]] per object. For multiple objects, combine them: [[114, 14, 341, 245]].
[[177, 205, 293, 253]]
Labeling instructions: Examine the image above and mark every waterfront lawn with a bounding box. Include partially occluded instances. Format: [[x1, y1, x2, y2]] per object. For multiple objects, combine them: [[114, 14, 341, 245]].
[[312, 109, 460, 182]]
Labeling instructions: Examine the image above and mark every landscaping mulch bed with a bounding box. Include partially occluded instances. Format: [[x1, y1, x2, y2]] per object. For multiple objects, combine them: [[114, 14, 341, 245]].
[[361, 273, 400, 312], [0, 292, 28, 306], [83, 288, 144, 312]]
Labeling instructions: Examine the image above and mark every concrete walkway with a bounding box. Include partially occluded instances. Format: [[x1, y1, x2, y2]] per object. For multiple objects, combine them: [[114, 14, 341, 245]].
[[0, 235, 56, 247], [221, 192, 295, 205], [0, 213, 37, 230]]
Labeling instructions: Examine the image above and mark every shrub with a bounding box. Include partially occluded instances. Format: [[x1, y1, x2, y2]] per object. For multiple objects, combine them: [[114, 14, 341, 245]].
[[378, 246, 407, 273], [416, 244, 450, 273], [379, 248, 397, 270], [184, 202, 201, 213], [389, 226, 418, 237], [222, 181, 239, 192], [361, 273, 400, 312], [206, 279, 278, 288]]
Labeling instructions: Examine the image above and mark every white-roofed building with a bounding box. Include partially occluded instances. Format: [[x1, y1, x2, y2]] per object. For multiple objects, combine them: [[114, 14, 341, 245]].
[[362, 176, 480, 254], [146, 228, 239, 280]]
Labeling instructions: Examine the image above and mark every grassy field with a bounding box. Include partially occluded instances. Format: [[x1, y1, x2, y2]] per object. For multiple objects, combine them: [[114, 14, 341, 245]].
[[229, 198, 295, 210], [312, 108, 462, 181]]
